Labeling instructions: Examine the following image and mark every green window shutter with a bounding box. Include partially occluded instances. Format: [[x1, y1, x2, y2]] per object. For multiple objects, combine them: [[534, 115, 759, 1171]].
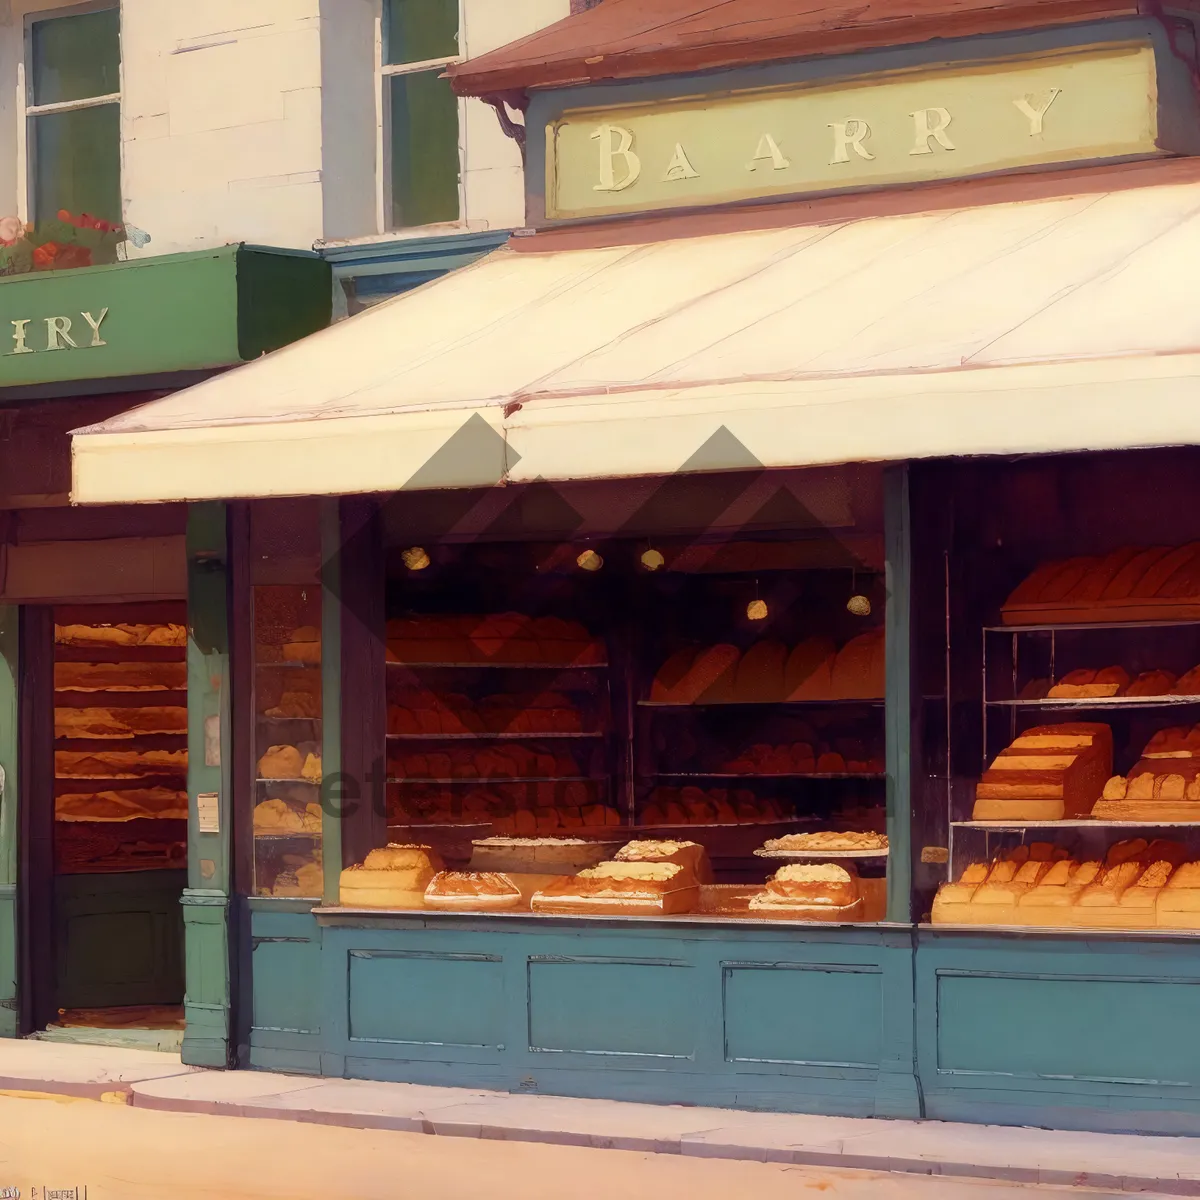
[[389, 71, 460, 229], [384, 0, 458, 65], [32, 103, 122, 227], [31, 8, 120, 105]]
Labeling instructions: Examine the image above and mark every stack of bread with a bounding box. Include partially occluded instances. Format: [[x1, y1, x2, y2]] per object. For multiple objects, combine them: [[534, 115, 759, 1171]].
[[1092, 724, 1200, 819], [54, 661, 188, 691], [650, 631, 884, 705], [724, 741, 882, 775], [748, 863, 864, 920], [532, 861, 699, 915], [55, 748, 187, 778], [55, 706, 189, 740], [1002, 544, 1200, 625], [257, 743, 322, 782], [613, 838, 713, 883], [55, 622, 186, 648], [56, 818, 187, 873], [933, 838, 1200, 929], [640, 785, 790, 826], [56, 787, 188, 822], [339, 844, 443, 908], [386, 613, 603, 666], [972, 723, 1112, 820], [387, 689, 585, 735]]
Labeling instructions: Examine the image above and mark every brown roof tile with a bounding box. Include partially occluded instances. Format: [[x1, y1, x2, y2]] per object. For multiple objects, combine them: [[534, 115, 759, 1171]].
[[450, 0, 1169, 96]]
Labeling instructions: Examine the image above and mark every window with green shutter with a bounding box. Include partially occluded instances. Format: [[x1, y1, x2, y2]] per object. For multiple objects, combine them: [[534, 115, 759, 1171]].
[[27, 6, 122, 228], [383, 0, 460, 229]]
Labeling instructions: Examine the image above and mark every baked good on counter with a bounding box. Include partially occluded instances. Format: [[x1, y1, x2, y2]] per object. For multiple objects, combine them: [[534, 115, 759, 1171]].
[[531, 861, 699, 915], [613, 839, 712, 884], [55, 661, 188, 692], [282, 626, 321, 663], [1002, 543, 1200, 624], [339, 844, 443, 908], [54, 706, 188, 739], [424, 871, 523, 911], [56, 787, 188, 822], [55, 748, 187, 778], [762, 831, 888, 852], [254, 798, 322, 834], [748, 863, 864, 921], [972, 723, 1112, 820], [273, 859, 324, 897]]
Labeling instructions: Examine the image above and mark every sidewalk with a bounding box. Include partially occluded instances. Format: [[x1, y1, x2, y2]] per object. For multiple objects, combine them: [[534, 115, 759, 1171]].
[[1, 1041, 1198, 1195]]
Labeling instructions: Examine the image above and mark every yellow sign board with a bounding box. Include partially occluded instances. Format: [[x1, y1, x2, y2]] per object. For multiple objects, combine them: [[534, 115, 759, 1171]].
[[546, 44, 1161, 220]]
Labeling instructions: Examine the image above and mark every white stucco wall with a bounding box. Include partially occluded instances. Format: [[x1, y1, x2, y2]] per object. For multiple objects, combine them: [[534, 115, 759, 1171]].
[[0, 0, 569, 253]]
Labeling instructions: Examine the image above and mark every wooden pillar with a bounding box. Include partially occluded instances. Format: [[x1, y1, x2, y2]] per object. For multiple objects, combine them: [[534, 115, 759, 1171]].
[[319, 500, 343, 906], [181, 502, 235, 1068], [0, 607, 17, 1037], [884, 463, 914, 923]]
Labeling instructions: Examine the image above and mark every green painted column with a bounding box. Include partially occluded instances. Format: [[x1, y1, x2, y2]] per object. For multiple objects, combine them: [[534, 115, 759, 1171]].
[[320, 499, 343, 907], [181, 502, 234, 1067], [0, 607, 17, 1037]]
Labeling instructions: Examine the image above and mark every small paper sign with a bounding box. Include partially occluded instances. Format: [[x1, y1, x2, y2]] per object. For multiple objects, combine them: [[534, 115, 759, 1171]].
[[204, 715, 221, 766], [197, 791, 219, 834]]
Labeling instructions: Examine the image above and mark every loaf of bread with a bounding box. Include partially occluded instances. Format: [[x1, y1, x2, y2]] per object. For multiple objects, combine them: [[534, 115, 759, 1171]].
[[1046, 666, 1129, 699], [829, 630, 884, 700], [1003, 543, 1200, 623], [54, 706, 188, 739], [973, 723, 1112, 820], [650, 648, 698, 701], [55, 622, 186, 648], [282, 626, 321, 664], [55, 661, 188, 692], [423, 870, 523, 911], [55, 748, 187, 778], [733, 641, 787, 703], [531, 861, 699, 914], [254, 798, 322, 834], [762, 831, 888, 852], [257, 745, 304, 779], [273, 859, 324, 898], [785, 637, 836, 701], [57, 787, 188, 822], [669, 644, 740, 704], [1126, 670, 1177, 697], [748, 863, 864, 920], [1141, 725, 1200, 758]]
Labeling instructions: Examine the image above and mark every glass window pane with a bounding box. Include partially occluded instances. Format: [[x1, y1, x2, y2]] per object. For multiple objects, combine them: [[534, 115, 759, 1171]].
[[389, 71, 459, 229], [31, 9, 120, 106], [33, 103, 122, 228], [384, 0, 457, 66]]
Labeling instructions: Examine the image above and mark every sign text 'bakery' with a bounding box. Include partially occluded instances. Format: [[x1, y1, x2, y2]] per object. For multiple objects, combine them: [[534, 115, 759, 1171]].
[[546, 44, 1163, 219]]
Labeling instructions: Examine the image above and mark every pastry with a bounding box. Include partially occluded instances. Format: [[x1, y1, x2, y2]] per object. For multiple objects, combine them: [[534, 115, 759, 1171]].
[[531, 861, 699, 915], [613, 839, 712, 883], [254, 798, 322, 834], [748, 863, 864, 920], [424, 870, 523, 911], [300, 753, 322, 783], [258, 745, 304, 779], [761, 831, 887, 852]]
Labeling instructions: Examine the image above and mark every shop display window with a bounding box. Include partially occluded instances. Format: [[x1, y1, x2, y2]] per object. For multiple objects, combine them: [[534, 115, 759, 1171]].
[[335, 469, 890, 922], [921, 451, 1200, 933]]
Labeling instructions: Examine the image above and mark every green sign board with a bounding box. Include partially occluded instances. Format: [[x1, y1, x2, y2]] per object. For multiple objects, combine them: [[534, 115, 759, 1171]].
[[0, 245, 331, 390]]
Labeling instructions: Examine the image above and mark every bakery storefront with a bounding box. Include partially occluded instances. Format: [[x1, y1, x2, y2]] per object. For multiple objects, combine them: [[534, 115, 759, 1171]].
[[0, 247, 330, 1058], [65, 2, 1200, 1132]]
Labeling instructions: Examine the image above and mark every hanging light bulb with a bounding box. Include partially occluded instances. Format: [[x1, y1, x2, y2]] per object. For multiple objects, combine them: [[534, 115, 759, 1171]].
[[847, 594, 872, 617], [640, 548, 665, 571], [402, 546, 430, 571], [577, 549, 604, 572], [747, 598, 768, 621]]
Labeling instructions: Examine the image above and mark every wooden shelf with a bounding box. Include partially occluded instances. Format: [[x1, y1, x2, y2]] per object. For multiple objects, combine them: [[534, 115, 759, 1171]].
[[986, 695, 1200, 710], [55, 691, 188, 709], [54, 645, 186, 663], [386, 731, 603, 742], [387, 660, 608, 671], [55, 735, 188, 751], [389, 776, 597, 785], [652, 771, 885, 781], [952, 819, 1200, 829], [257, 777, 320, 786], [985, 617, 1200, 633], [639, 698, 884, 709]]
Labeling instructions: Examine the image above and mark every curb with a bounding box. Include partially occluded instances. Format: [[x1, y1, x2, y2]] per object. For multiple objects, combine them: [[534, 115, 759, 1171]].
[[121, 1086, 1200, 1196]]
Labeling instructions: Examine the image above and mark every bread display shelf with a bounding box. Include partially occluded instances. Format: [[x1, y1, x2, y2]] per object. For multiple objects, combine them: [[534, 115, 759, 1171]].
[[753, 847, 889, 860], [386, 731, 604, 741], [655, 771, 885, 781], [639, 698, 884, 708], [954, 819, 1200, 828], [55, 691, 189, 709], [386, 660, 608, 671], [986, 618, 1200, 634], [987, 696, 1200, 710], [254, 831, 322, 841], [257, 777, 320, 786], [389, 775, 598, 785], [54, 645, 187, 663]]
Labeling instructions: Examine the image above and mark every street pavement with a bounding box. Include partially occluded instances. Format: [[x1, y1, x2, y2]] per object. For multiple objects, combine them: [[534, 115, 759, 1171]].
[[0, 1091, 1175, 1200]]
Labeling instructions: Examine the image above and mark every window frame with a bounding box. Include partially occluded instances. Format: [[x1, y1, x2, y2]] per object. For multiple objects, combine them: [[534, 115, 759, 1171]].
[[376, 0, 465, 234], [19, 0, 123, 226]]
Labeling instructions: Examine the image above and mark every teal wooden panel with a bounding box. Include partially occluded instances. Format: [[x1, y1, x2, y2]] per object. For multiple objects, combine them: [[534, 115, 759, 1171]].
[[348, 949, 504, 1048], [723, 963, 881, 1068], [937, 971, 1200, 1086], [527, 958, 695, 1058], [252, 938, 322, 1035]]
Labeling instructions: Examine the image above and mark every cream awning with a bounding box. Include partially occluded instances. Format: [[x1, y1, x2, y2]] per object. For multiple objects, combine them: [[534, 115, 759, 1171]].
[[72, 172, 1200, 504]]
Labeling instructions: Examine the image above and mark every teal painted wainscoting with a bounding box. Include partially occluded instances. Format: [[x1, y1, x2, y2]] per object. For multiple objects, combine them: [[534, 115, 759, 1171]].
[[916, 928, 1200, 1135], [249, 908, 918, 1116]]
